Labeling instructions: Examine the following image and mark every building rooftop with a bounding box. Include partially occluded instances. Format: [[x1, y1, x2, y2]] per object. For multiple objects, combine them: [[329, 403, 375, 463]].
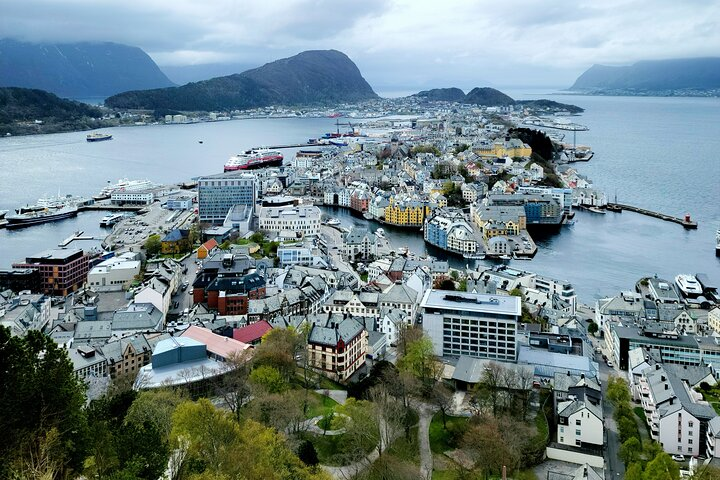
[[180, 325, 251, 359], [420, 289, 521, 316]]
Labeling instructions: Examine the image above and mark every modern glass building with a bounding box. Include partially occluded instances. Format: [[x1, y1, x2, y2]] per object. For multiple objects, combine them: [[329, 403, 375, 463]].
[[198, 172, 256, 224]]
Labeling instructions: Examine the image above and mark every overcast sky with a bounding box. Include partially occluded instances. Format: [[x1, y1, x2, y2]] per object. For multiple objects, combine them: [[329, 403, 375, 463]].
[[2, 0, 719, 93]]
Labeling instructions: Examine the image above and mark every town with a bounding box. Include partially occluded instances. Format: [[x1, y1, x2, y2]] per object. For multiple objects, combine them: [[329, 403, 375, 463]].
[[2, 98, 718, 480]]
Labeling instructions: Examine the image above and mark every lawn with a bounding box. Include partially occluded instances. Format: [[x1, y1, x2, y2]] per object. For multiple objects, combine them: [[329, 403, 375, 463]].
[[429, 412, 469, 454], [634, 406, 651, 443], [385, 426, 420, 463], [299, 430, 377, 466], [305, 391, 339, 419]]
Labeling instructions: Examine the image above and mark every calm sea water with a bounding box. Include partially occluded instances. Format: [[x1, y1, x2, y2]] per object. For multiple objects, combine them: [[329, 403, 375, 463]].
[[0, 97, 718, 302]]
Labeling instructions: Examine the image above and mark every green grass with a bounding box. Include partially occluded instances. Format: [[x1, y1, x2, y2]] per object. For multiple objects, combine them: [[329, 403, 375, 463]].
[[429, 412, 468, 454], [385, 426, 420, 463], [432, 471, 458, 480], [634, 406, 651, 443], [305, 391, 339, 419], [299, 430, 377, 466]]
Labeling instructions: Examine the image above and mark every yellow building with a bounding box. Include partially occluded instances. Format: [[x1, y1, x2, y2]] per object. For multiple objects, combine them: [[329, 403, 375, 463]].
[[384, 198, 432, 227], [474, 139, 532, 159]]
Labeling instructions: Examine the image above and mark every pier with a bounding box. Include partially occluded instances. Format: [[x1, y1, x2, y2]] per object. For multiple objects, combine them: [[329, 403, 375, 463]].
[[78, 204, 146, 212], [606, 203, 698, 229], [58, 231, 96, 247]]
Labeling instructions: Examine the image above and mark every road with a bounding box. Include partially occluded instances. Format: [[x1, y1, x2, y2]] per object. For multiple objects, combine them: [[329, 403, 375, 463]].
[[591, 335, 625, 480], [168, 255, 200, 318]]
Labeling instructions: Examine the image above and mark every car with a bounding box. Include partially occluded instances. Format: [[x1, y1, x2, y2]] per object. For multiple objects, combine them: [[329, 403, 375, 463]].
[[188, 288, 194, 295], [606, 361, 614, 368], [672, 454, 685, 462]]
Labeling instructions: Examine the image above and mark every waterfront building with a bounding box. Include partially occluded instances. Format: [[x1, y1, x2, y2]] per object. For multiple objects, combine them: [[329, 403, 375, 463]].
[[608, 324, 702, 370], [419, 289, 520, 360], [111, 191, 154, 205], [166, 195, 193, 210], [350, 189, 371, 213], [486, 193, 563, 225], [198, 172, 256, 224], [87, 252, 142, 291], [257, 204, 321, 237], [424, 208, 478, 256], [368, 195, 390, 220], [307, 316, 368, 382], [0, 268, 41, 293], [470, 204, 526, 236], [517, 186, 573, 216], [384, 197, 432, 227], [342, 227, 377, 261], [13, 249, 89, 296]]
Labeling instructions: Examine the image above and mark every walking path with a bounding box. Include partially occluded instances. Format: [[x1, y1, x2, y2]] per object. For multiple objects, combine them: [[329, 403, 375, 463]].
[[315, 389, 348, 405], [418, 407, 434, 480]]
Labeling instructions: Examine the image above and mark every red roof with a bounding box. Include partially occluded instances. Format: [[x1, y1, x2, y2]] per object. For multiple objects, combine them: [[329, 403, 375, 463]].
[[200, 238, 218, 251], [180, 325, 251, 359], [233, 320, 272, 343]]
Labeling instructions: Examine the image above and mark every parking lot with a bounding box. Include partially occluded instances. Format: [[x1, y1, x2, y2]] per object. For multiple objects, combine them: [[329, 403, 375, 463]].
[[104, 202, 195, 251]]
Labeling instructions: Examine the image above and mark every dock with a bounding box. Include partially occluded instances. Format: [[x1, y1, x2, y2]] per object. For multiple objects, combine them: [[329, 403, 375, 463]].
[[59, 231, 96, 247], [78, 204, 145, 212], [606, 203, 698, 229]]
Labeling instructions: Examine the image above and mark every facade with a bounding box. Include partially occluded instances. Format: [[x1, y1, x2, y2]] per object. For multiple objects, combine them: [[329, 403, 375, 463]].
[[0, 268, 41, 293], [111, 191, 154, 205], [13, 249, 89, 296], [384, 198, 432, 227], [639, 364, 717, 457], [166, 196, 193, 210], [307, 317, 368, 382], [342, 228, 377, 261], [557, 398, 604, 448], [420, 289, 520, 360], [424, 208, 478, 256], [277, 245, 313, 266], [198, 172, 256, 224], [87, 253, 142, 291], [197, 239, 219, 260], [474, 138, 531, 159], [257, 205, 321, 237], [205, 273, 266, 315]]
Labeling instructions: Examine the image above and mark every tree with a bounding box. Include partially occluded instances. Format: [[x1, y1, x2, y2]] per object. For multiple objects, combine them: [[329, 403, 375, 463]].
[[250, 365, 288, 394], [398, 335, 443, 388], [188, 222, 201, 245], [625, 463, 644, 480], [253, 327, 304, 382], [617, 416, 640, 443], [607, 376, 632, 406], [124, 388, 186, 441], [480, 362, 505, 416], [250, 231, 266, 244], [336, 398, 380, 464], [433, 275, 456, 291], [431, 381, 455, 428], [144, 234, 162, 256], [643, 452, 679, 480], [215, 350, 253, 421], [587, 321, 599, 336], [298, 440, 319, 466], [620, 437, 642, 465], [462, 415, 529, 477], [0, 327, 89, 479]]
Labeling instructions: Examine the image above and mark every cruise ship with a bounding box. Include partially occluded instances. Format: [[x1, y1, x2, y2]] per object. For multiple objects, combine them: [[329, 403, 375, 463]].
[[87, 132, 113, 142], [94, 179, 157, 200], [675, 274, 703, 298], [5, 205, 78, 228], [224, 149, 284, 171]]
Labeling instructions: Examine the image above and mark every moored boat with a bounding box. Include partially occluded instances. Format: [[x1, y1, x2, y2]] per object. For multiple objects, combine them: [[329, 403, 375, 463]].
[[100, 213, 125, 227], [326, 218, 341, 226], [5, 205, 79, 228], [87, 132, 113, 142], [675, 274, 703, 298]]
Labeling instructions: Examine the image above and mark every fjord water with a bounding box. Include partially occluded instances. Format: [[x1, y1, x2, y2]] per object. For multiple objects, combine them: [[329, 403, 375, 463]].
[[0, 95, 718, 301]]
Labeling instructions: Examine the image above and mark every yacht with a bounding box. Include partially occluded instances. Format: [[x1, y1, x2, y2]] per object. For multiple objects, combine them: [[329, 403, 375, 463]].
[[675, 274, 703, 298], [326, 218, 341, 226]]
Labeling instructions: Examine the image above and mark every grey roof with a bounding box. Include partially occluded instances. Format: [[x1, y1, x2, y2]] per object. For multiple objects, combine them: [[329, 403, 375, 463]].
[[380, 283, 418, 305], [112, 303, 163, 332], [74, 320, 112, 345], [553, 372, 601, 394], [344, 228, 376, 245], [452, 355, 534, 385], [558, 398, 603, 422], [613, 325, 699, 349], [420, 289, 521, 316], [643, 364, 716, 420], [308, 317, 364, 347]]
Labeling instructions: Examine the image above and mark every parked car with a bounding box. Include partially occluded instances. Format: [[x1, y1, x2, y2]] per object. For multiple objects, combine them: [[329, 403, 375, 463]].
[[672, 454, 685, 462], [606, 361, 614, 368]]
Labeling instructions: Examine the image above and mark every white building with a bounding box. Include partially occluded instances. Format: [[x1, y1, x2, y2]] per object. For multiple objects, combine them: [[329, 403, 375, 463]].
[[557, 398, 604, 448], [133, 277, 172, 320], [639, 364, 717, 457], [258, 204, 321, 237], [111, 191, 154, 205], [379, 308, 412, 346], [87, 253, 141, 291], [419, 289, 520, 361], [367, 258, 393, 281]]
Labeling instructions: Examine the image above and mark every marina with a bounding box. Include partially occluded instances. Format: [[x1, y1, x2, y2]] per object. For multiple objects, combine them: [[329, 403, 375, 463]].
[[605, 203, 698, 229]]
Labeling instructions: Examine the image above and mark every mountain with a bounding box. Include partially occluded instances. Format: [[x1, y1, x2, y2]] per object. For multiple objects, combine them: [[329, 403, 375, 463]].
[[0, 39, 175, 99], [160, 63, 258, 85], [0, 87, 108, 135], [414, 87, 467, 102], [106, 50, 378, 111], [570, 58, 720, 93], [464, 87, 515, 106]]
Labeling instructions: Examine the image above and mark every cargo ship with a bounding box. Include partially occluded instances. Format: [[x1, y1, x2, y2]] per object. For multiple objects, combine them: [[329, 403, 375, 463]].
[[5, 205, 79, 228], [224, 149, 284, 171], [87, 132, 113, 142]]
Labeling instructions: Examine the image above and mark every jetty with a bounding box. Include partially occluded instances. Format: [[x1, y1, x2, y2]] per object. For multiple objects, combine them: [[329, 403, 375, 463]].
[[606, 203, 698, 229], [59, 231, 95, 247], [78, 204, 145, 212]]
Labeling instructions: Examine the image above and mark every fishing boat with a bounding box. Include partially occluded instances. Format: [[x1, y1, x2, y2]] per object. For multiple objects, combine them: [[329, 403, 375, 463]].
[[87, 132, 113, 142]]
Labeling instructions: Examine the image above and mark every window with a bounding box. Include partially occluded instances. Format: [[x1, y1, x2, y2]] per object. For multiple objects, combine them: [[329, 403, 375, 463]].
[[575, 429, 581, 436], [560, 426, 564, 433], [576, 419, 581, 426]]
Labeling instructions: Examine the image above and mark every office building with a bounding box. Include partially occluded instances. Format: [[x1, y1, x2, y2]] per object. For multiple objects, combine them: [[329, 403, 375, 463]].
[[13, 249, 89, 296], [198, 172, 256, 224], [420, 289, 520, 360]]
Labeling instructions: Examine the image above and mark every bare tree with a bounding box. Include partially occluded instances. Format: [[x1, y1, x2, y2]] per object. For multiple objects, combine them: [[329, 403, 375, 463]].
[[481, 362, 505, 416], [369, 383, 407, 454], [431, 381, 455, 428], [216, 350, 253, 421]]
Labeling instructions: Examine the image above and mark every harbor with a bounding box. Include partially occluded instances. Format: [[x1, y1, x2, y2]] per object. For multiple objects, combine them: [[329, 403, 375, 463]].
[[605, 203, 698, 229]]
